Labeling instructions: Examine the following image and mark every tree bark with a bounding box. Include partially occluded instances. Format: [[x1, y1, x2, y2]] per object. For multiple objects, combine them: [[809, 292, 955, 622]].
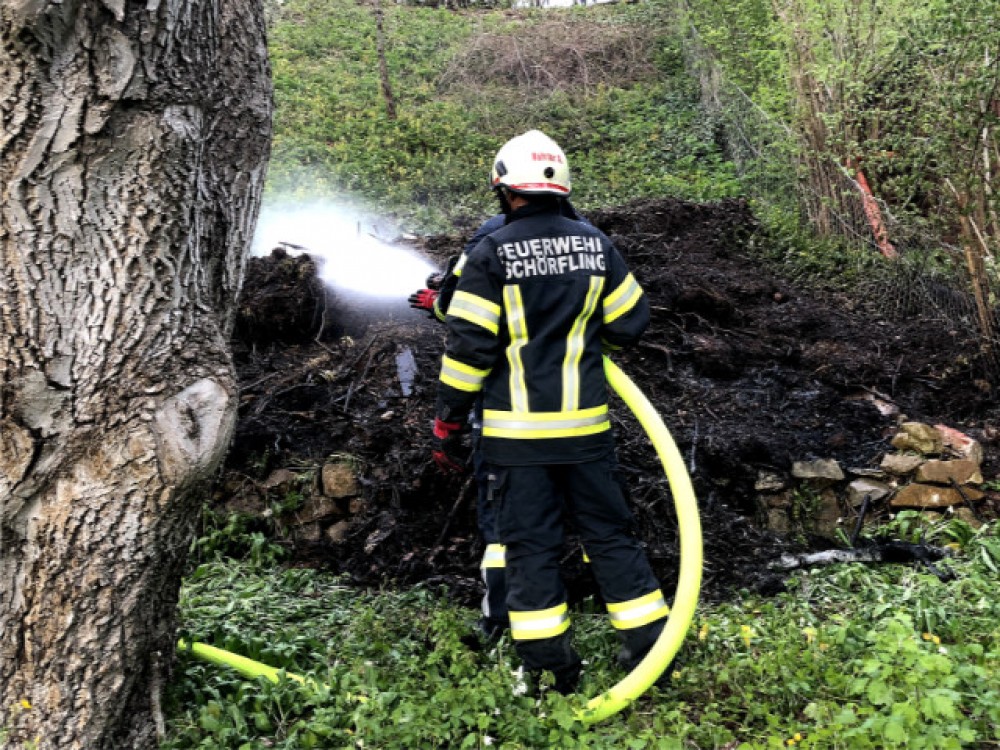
[[0, 0, 272, 747]]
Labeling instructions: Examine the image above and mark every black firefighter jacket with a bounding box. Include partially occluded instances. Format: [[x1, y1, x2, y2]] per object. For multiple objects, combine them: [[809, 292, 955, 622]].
[[435, 202, 650, 466]]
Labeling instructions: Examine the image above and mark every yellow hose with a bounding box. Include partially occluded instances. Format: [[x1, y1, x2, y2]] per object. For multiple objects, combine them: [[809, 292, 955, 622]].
[[176, 639, 311, 688], [178, 357, 701, 726], [576, 357, 703, 723]]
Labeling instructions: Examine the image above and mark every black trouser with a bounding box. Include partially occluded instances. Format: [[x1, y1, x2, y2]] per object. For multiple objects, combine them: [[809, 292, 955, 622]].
[[491, 453, 667, 679], [472, 400, 508, 632]]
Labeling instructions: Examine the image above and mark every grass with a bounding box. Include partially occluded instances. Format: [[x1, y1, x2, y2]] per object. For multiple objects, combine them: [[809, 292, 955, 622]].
[[264, 0, 740, 233], [163, 519, 1000, 749]]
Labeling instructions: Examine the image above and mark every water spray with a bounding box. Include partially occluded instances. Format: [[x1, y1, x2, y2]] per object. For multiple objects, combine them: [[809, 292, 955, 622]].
[[177, 357, 702, 725], [252, 200, 437, 299]]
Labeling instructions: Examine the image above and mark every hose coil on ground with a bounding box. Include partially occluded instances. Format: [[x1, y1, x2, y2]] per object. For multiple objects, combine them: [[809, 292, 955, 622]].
[[179, 357, 702, 725]]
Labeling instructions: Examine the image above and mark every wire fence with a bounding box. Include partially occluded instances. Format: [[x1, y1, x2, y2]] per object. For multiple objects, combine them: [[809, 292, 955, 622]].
[[677, 9, 1000, 382]]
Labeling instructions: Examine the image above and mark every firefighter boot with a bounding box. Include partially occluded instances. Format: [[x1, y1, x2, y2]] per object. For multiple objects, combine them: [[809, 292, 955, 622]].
[[616, 618, 667, 672], [517, 633, 582, 697]]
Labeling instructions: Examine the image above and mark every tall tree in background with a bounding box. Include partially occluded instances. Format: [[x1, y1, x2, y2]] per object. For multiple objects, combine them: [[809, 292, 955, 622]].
[[0, 0, 272, 747]]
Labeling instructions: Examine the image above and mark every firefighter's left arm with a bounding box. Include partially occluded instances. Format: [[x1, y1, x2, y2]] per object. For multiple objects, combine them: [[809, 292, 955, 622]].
[[599, 237, 650, 351], [435, 240, 504, 424]]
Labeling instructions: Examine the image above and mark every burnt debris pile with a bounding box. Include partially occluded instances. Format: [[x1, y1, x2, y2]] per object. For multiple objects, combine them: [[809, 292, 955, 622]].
[[221, 197, 999, 604]]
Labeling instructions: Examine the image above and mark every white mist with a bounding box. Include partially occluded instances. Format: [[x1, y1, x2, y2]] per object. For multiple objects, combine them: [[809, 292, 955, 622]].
[[251, 200, 437, 298]]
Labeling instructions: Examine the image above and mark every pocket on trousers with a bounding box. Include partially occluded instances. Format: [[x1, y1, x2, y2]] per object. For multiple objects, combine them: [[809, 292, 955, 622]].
[[489, 468, 514, 539]]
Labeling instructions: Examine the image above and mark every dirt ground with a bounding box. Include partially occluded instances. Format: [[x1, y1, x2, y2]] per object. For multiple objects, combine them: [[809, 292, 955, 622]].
[[222, 197, 1000, 607]]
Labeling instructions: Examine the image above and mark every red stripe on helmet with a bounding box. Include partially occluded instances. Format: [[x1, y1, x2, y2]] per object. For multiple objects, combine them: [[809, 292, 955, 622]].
[[508, 182, 570, 194]]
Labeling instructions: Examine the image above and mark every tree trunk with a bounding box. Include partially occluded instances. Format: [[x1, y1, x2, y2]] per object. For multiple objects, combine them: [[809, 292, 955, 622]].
[[0, 0, 272, 747], [374, 1, 397, 120]]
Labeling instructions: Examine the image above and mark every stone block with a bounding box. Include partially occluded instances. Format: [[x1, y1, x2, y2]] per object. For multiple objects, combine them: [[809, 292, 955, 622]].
[[262, 468, 297, 490], [766, 507, 790, 534], [846, 478, 892, 507], [914, 459, 983, 486], [322, 460, 359, 498], [890, 483, 984, 509], [294, 495, 342, 525], [934, 424, 984, 463], [755, 471, 786, 492], [890, 422, 943, 455], [293, 521, 322, 543], [325, 520, 352, 543], [810, 489, 842, 539], [880, 453, 924, 475], [791, 458, 844, 483]]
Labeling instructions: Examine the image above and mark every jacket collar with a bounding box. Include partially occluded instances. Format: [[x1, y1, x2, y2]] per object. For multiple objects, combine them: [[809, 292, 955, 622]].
[[505, 200, 561, 224]]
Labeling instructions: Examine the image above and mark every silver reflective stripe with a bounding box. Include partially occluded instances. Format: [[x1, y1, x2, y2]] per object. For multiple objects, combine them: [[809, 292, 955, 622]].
[[608, 599, 666, 624], [440, 355, 489, 393], [512, 614, 566, 633], [603, 273, 643, 324], [509, 604, 571, 640], [484, 408, 608, 432], [562, 276, 604, 411], [504, 285, 530, 412], [606, 590, 669, 630], [449, 290, 501, 334], [481, 544, 506, 569]]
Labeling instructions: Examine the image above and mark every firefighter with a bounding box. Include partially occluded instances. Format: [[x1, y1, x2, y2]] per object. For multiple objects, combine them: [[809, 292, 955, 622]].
[[410, 201, 592, 645], [432, 129, 668, 694]]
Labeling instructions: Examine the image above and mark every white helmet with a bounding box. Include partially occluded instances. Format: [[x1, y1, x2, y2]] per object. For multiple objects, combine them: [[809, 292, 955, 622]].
[[490, 129, 571, 196]]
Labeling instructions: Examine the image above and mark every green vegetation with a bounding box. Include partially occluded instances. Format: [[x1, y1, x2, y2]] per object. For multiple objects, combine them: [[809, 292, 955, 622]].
[[162, 1, 1000, 747], [164, 518, 999, 748], [680, 0, 999, 297], [266, 0, 739, 231]]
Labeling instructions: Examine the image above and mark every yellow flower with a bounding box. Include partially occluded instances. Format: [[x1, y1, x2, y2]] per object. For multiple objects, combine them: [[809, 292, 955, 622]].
[[932, 635, 941, 646], [672, 670, 682, 681], [795, 733, 803, 741], [698, 623, 710, 641], [740, 625, 755, 647], [922, 632, 932, 641], [802, 627, 817, 644], [19, 699, 31, 710]]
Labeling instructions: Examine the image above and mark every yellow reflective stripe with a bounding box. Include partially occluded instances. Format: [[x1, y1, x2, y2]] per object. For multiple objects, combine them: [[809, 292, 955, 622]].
[[482, 405, 610, 439], [453, 254, 467, 277], [448, 290, 501, 334], [562, 276, 604, 412], [603, 273, 643, 324], [509, 603, 570, 640], [481, 544, 506, 569], [439, 355, 490, 392], [504, 285, 530, 412], [606, 589, 669, 630]]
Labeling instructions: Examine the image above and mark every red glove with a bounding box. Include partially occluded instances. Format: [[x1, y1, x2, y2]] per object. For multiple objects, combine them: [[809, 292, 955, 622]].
[[432, 417, 467, 474], [408, 288, 439, 314]]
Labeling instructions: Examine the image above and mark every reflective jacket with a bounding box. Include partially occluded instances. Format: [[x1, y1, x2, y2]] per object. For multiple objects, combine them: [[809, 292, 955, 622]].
[[436, 201, 650, 465]]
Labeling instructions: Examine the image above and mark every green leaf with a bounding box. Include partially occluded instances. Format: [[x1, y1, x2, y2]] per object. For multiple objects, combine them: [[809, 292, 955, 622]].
[[866, 679, 893, 705]]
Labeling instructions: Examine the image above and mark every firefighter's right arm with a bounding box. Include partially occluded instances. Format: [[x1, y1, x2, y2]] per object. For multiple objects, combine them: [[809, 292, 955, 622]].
[[433, 214, 505, 321], [435, 240, 504, 425]]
